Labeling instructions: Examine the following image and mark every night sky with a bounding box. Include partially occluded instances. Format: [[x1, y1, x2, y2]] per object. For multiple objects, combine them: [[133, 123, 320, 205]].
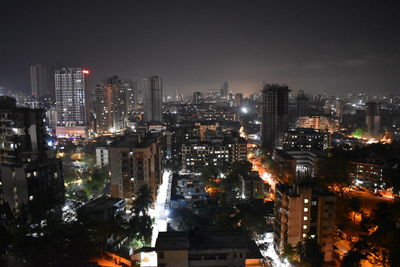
[[1, 1, 400, 96]]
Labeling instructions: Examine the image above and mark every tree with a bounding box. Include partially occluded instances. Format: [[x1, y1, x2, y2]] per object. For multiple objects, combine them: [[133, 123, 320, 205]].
[[348, 197, 362, 223], [199, 165, 220, 186], [346, 201, 400, 266], [297, 237, 324, 267], [133, 185, 153, 214], [317, 154, 352, 196], [383, 164, 400, 195], [282, 243, 299, 263], [84, 166, 108, 198], [128, 214, 153, 248], [341, 251, 363, 267]]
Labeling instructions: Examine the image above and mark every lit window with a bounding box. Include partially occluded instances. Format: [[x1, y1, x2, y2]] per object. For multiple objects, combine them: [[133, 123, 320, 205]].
[[302, 233, 307, 238], [304, 216, 308, 221], [29, 195, 34, 201], [304, 207, 308, 212], [304, 199, 309, 204], [303, 225, 308, 230]]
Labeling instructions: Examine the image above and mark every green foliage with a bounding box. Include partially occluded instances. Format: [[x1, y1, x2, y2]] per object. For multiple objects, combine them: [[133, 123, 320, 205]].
[[84, 167, 108, 198], [128, 214, 153, 248], [177, 161, 273, 239], [341, 251, 363, 267], [297, 237, 324, 267], [5, 213, 99, 267], [351, 128, 365, 139], [317, 154, 351, 196], [282, 243, 298, 263], [133, 185, 153, 214], [383, 165, 400, 195], [346, 201, 400, 266], [199, 165, 220, 186]]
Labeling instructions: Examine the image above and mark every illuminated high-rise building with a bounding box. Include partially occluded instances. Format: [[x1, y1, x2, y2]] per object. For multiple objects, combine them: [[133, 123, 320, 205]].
[[54, 68, 89, 137], [143, 75, 162, 122], [261, 84, 290, 151], [95, 75, 126, 133], [192, 91, 203, 104], [124, 79, 138, 113]]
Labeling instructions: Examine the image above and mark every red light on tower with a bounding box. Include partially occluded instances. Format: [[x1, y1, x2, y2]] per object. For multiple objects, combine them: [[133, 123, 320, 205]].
[[82, 69, 90, 75]]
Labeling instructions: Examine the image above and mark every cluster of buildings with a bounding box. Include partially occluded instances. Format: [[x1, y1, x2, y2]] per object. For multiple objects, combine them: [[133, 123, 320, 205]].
[[29, 64, 163, 139], [3, 63, 399, 267]]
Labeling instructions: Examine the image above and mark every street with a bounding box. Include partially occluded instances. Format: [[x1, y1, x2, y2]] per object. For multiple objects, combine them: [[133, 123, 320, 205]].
[[150, 170, 172, 246]]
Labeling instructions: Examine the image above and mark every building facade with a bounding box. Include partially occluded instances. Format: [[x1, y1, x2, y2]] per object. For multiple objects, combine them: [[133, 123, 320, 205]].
[[192, 91, 203, 104], [365, 101, 381, 138], [261, 84, 290, 151], [124, 79, 138, 113], [350, 161, 383, 191], [156, 231, 263, 267], [30, 64, 54, 102], [296, 116, 340, 133], [274, 180, 336, 262], [283, 128, 330, 151], [96, 75, 126, 133], [181, 132, 247, 173], [143, 75, 163, 122], [109, 133, 163, 203], [0, 96, 64, 214], [55, 67, 89, 137]]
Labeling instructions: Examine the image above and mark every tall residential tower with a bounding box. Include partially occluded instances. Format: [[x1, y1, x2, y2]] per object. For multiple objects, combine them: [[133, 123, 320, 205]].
[[261, 84, 290, 151], [30, 64, 54, 102], [54, 68, 89, 137], [143, 75, 162, 122]]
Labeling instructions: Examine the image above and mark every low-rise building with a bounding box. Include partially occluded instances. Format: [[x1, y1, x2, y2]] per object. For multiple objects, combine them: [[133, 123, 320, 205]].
[[296, 115, 339, 133], [181, 132, 247, 173], [77, 196, 125, 222], [283, 128, 330, 151], [239, 171, 269, 199], [350, 161, 384, 191], [155, 231, 263, 267], [273, 150, 322, 184]]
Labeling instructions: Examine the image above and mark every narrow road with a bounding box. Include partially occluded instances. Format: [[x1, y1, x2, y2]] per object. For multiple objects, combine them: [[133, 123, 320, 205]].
[[150, 170, 172, 246]]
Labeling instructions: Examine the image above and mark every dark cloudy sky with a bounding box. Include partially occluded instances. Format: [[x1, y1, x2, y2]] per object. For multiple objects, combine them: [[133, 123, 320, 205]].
[[1, 1, 400, 96]]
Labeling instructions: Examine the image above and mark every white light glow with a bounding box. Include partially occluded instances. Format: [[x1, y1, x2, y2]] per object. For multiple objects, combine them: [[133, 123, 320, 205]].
[[151, 170, 172, 246]]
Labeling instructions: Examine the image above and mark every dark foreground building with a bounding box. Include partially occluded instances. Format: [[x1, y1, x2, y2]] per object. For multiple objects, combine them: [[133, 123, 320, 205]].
[[0, 96, 64, 215], [155, 231, 263, 267]]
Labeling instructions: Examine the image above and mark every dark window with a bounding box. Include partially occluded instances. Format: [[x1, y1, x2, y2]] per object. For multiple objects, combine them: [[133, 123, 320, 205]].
[[158, 251, 164, 259]]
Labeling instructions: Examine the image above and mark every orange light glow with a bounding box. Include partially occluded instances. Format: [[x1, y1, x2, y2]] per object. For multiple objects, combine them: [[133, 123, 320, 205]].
[[82, 69, 90, 74]]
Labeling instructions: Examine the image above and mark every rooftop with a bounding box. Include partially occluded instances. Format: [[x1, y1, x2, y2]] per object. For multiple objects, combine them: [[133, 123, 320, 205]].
[[155, 231, 262, 258], [84, 196, 125, 211]]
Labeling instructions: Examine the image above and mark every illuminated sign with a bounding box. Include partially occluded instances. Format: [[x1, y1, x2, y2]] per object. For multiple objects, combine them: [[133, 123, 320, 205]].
[[82, 69, 90, 75]]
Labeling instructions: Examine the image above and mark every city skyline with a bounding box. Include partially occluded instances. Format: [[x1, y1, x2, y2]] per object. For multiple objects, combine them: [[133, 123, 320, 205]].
[[1, 1, 400, 96]]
